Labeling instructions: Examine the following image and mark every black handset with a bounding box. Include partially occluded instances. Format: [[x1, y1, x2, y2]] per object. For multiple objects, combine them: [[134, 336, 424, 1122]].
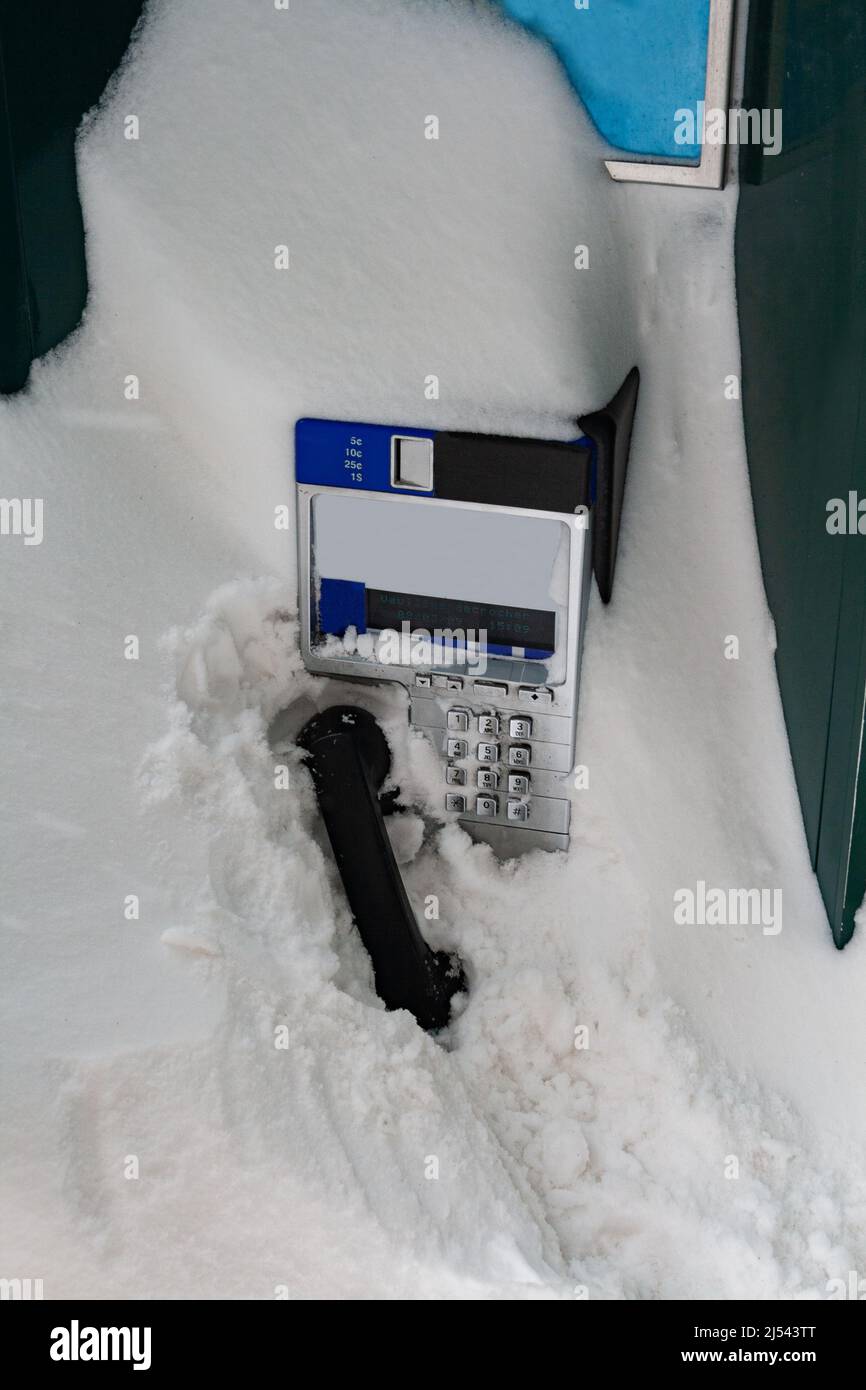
[[297, 706, 465, 1031]]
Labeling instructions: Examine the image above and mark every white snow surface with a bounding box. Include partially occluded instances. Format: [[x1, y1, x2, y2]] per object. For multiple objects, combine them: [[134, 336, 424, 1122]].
[[2, 0, 866, 1299]]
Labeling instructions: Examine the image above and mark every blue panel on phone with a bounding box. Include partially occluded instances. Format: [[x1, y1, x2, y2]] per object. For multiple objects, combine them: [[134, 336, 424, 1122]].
[[319, 577, 366, 637], [296, 418, 435, 495]]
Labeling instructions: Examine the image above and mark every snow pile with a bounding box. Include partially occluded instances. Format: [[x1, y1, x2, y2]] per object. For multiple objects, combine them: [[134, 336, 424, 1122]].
[[133, 579, 866, 1299], [2, 0, 866, 1298]]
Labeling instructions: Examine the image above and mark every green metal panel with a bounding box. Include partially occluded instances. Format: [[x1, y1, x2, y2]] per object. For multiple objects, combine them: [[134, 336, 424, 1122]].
[[0, 0, 143, 393], [737, 0, 866, 946]]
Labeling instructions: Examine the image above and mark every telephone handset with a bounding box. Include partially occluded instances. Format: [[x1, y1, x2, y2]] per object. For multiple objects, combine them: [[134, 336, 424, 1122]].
[[289, 369, 638, 1026]]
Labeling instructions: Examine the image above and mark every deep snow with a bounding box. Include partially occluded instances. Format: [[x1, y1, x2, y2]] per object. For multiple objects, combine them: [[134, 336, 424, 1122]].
[[2, 0, 865, 1299]]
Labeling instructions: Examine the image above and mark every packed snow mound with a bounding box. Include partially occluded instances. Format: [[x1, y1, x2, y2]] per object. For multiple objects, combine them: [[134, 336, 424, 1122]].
[[2, 0, 866, 1298], [132, 579, 866, 1299]]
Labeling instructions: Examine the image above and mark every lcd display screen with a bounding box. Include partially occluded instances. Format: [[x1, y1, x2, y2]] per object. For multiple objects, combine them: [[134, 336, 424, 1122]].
[[365, 588, 556, 652], [310, 492, 569, 671]]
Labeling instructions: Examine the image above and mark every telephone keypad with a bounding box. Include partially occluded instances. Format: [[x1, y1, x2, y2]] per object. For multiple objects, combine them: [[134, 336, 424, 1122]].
[[435, 695, 552, 830]]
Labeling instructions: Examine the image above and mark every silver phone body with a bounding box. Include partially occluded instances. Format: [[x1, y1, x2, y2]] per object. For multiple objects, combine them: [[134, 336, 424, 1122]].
[[297, 481, 592, 856]]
